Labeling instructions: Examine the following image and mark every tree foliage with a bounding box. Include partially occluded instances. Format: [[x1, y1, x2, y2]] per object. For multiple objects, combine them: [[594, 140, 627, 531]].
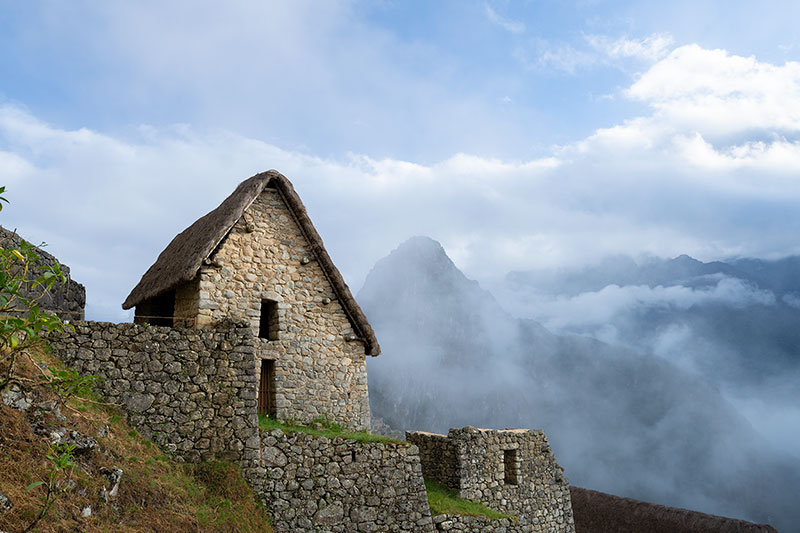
[[0, 185, 73, 391]]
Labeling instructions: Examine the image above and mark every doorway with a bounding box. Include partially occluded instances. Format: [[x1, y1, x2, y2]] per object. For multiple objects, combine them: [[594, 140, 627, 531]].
[[258, 359, 276, 417]]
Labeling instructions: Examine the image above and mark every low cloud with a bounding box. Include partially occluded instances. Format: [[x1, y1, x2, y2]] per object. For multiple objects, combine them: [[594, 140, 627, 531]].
[[496, 276, 776, 331]]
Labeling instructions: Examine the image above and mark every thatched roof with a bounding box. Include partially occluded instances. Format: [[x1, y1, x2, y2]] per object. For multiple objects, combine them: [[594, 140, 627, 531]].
[[570, 486, 777, 533], [122, 170, 380, 356]]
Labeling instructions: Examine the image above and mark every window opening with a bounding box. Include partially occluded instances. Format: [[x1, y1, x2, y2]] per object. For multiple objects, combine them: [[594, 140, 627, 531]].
[[503, 449, 518, 485], [134, 290, 175, 327], [258, 359, 276, 417], [259, 299, 279, 340]]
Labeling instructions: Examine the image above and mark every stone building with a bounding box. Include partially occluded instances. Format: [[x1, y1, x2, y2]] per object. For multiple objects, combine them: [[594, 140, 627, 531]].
[[0, 225, 85, 321], [408, 426, 575, 532], [122, 170, 379, 430]]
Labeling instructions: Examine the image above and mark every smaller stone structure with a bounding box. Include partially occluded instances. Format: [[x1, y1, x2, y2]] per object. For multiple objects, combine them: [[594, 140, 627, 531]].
[[0, 226, 85, 321], [248, 430, 434, 532], [408, 427, 575, 533]]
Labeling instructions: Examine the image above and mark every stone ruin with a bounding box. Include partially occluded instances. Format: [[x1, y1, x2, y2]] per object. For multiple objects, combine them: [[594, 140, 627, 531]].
[[11, 170, 577, 532], [408, 426, 575, 532], [0, 225, 85, 321]]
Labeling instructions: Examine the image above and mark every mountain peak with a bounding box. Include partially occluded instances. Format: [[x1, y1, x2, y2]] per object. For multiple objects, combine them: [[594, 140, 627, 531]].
[[393, 235, 448, 257], [358, 236, 505, 323], [373, 236, 459, 277], [671, 254, 700, 264]]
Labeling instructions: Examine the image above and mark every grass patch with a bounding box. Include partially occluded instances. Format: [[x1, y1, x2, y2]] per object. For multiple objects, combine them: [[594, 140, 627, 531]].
[[0, 348, 273, 532], [189, 461, 271, 531], [258, 414, 401, 443], [425, 480, 516, 520]]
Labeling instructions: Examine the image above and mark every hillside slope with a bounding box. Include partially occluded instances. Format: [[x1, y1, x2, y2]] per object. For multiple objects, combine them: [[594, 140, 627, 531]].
[[0, 349, 272, 533]]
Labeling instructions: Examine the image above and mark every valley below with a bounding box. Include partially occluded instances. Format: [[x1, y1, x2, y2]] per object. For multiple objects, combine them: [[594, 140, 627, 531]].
[[362, 237, 800, 532]]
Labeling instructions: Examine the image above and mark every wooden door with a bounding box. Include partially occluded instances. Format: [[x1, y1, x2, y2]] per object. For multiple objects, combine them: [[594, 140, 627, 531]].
[[258, 359, 276, 417]]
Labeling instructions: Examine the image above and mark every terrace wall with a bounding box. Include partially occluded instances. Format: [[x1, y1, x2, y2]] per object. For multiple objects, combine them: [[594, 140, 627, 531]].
[[249, 430, 434, 533], [48, 320, 261, 470]]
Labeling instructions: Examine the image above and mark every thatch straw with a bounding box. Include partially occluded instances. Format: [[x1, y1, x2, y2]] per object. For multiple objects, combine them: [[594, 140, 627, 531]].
[[122, 170, 380, 356]]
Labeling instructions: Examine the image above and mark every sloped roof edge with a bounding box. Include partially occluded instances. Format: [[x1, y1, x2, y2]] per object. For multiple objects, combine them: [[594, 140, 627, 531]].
[[569, 486, 777, 532], [122, 170, 380, 356]]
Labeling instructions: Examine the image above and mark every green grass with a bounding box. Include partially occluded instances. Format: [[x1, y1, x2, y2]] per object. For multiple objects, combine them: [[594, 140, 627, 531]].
[[0, 347, 273, 532], [425, 480, 516, 520], [258, 414, 401, 443]]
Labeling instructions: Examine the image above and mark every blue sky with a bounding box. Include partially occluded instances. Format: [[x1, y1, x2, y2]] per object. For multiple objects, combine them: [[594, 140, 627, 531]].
[[3, 1, 800, 321]]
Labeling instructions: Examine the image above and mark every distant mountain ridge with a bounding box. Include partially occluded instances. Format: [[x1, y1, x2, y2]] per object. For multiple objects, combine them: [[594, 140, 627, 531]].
[[506, 253, 800, 297], [501, 252, 800, 388], [360, 236, 800, 532]]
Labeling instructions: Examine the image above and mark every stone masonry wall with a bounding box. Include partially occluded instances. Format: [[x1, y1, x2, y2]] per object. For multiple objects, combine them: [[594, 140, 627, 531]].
[[406, 431, 460, 490], [0, 225, 85, 321], [172, 187, 370, 430], [409, 427, 575, 533], [248, 430, 434, 533], [47, 320, 261, 471], [432, 514, 527, 532]]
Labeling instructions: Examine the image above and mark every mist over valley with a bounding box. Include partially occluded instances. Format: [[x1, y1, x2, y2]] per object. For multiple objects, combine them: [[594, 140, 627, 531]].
[[362, 237, 800, 531]]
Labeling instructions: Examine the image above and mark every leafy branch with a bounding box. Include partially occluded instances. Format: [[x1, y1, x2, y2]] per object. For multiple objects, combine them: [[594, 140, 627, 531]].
[[0, 185, 74, 392], [46, 368, 102, 407], [23, 442, 77, 532]]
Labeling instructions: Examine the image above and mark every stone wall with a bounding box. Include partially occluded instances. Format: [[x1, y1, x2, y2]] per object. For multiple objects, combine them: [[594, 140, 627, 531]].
[[166, 187, 370, 430], [0, 225, 85, 321], [47, 320, 260, 470], [432, 514, 526, 532], [407, 430, 460, 490], [409, 427, 575, 533], [248, 430, 434, 533]]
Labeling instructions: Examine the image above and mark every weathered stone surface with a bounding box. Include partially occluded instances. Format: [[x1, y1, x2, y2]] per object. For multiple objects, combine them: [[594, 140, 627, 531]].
[[124, 392, 154, 413], [99, 466, 123, 503], [262, 445, 288, 467], [248, 431, 434, 533], [408, 427, 575, 533], [172, 188, 371, 430], [0, 490, 12, 513], [0, 226, 85, 321], [314, 503, 344, 525], [48, 320, 260, 469], [1, 383, 34, 412]]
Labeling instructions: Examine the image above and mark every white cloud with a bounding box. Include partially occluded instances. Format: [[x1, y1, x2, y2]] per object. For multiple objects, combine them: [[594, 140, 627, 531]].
[[12, 2, 527, 161], [485, 5, 525, 34], [628, 44, 800, 136], [498, 277, 775, 331], [5, 43, 800, 321], [587, 33, 675, 62], [522, 32, 675, 74], [521, 40, 598, 74]]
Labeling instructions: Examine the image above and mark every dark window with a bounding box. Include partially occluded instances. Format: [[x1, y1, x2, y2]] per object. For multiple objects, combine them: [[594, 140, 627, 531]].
[[133, 290, 175, 327], [259, 299, 279, 340], [503, 449, 518, 485], [258, 359, 276, 417]]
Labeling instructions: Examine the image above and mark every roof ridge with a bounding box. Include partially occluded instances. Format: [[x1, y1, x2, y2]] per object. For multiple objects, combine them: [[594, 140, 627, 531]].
[[122, 170, 380, 356]]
